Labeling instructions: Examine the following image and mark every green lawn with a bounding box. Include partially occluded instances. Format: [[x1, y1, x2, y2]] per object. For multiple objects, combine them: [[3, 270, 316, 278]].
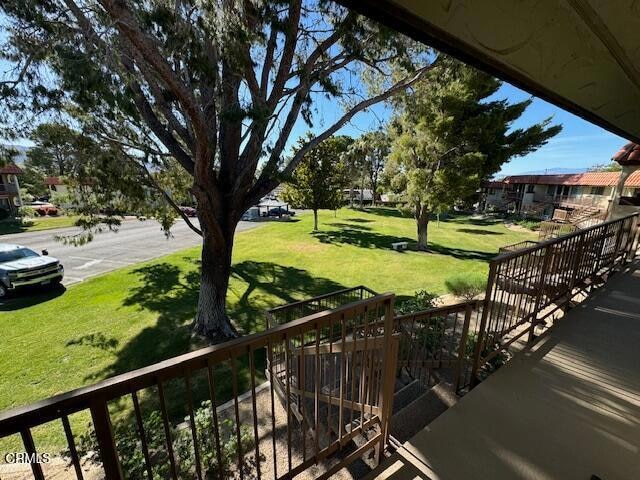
[[0, 208, 534, 452], [0, 215, 79, 235]]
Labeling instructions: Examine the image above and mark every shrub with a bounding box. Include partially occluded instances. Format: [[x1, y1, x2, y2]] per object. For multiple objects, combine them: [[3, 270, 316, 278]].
[[70, 400, 254, 479], [17, 205, 36, 219], [445, 273, 486, 301], [397, 206, 413, 218], [396, 290, 439, 315]]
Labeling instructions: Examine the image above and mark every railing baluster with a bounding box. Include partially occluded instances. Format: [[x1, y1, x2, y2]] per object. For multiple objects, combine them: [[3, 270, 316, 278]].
[[20, 428, 45, 480], [248, 346, 262, 480], [131, 390, 154, 480], [89, 399, 123, 480], [230, 355, 245, 480], [184, 372, 203, 480], [61, 414, 84, 480], [156, 380, 178, 480], [266, 341, 278, 479], [206, 360, 224, 480], [284, 334, 293, 472], [314, 323, 321, 457]]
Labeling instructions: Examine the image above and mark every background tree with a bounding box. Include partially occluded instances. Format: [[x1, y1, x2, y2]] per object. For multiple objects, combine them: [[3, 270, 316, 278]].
[[0, 145, 20, 167], [26, 123, 79, 177], [385, 56, 562, 250], [0, 0, 436, 340], [281, 136, 348, 231], [356, 131, 390, 206], [589, 162, 622, 172]]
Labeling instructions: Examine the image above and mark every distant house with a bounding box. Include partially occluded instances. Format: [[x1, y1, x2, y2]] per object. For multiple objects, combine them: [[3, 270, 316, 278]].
[[0, 164, 23, 216], [343, 188, 374, 204], [482, 172, 640, 217], [44, 176, 70, 197]]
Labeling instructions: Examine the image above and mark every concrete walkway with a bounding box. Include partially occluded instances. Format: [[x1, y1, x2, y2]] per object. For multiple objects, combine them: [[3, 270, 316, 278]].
[[371, 261, 640, 480]]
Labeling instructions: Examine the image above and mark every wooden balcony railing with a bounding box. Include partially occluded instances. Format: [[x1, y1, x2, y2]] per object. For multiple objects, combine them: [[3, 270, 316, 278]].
[[471, 212, 639, 383], [1, 214, 637, 479], [394, 301, 482, 393], [0, 183, 18, 195], [0, 294, 398, 480], [265, 286, 378, 327]]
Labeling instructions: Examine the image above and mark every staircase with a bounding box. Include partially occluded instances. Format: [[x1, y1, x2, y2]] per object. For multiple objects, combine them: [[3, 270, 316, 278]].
[[568, 205, 602, 224]]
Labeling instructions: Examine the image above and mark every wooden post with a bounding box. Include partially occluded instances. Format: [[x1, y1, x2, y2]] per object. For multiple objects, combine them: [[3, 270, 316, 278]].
[[453, 303, 474, 394], [471, 261, 497, 387], [90, 399, 123, 480], [377, 296, 396, 462], [20, 428, 45, 480], [528, 245, 553, 344]]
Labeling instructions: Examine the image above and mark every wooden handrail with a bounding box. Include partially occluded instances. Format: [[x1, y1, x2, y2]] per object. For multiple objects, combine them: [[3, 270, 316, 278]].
[[0, 293, 394, 435], [471, 212, 639, 384]]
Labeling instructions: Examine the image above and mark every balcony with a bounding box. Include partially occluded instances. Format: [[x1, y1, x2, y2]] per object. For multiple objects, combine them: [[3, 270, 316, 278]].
[[0, 214, 638, 479], [370, 254, 640, 479], [0, 183, 18, 197]]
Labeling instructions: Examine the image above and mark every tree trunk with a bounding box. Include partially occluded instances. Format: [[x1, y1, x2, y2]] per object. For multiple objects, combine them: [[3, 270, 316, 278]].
[[192, 212, 239, 342], [349, 185, 355, 208], [313, 209, 319, 231], [360, 172, 365, 209], [416, 204, 430, 251]]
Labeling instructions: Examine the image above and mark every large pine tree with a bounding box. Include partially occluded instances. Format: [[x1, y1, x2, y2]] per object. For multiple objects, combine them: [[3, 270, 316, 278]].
[[384, 56, 563, 250]]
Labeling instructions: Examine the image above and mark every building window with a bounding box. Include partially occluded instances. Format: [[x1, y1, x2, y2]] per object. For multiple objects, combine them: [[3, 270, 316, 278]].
[[526, 185, 535, 193], [590, 186, 605, 196], [546, 185, 555, 196]]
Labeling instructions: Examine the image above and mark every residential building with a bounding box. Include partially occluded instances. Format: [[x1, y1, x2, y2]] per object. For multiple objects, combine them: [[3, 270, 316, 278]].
[[483, 171, 640, 217], [0, 164, 23, 216], [43, 176, 70, 198]]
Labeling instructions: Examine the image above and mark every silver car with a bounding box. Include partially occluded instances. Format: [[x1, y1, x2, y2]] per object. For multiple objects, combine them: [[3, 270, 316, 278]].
[[0, 244, 64, 298]]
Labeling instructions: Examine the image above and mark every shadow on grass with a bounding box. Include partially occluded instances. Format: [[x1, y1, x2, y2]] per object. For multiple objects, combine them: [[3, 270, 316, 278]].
[[428, 243, 494, 261], [456, 228, 504, 236], [313, 227, 414, 250], [344, 218, 374, 223], [66, 332, 119, 351], [326, 222, 372, 231], [0, 284, 66, 311], [0, 220, 32, 235], [364, 207, 406, 219], [441, 215, 503, 226], [86, 260, 349, 430]]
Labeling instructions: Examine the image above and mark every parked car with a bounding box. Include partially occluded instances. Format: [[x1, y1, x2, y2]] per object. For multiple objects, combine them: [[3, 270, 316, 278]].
[[267, 207, 294, 217], [25, 201, 59, 216], [0, 244, 64, 298], [179, 206, 197, 217]]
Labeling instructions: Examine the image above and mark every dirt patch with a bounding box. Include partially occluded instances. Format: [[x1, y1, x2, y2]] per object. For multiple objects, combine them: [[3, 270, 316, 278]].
[[504, 222, 537, 234]]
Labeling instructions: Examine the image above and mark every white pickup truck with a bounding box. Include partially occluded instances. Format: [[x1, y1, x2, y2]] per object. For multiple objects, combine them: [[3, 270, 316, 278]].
[[0, 244, 64, 298]]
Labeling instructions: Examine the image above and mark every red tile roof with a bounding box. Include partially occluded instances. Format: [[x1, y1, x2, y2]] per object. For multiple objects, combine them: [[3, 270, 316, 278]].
[[612, 143, 640, 166], [0, 164, 24, 175], [44, 176, 63, 186], [502, 171, 640, 187]]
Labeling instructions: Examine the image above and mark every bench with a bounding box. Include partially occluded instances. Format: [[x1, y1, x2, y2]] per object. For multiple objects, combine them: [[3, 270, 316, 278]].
[[391, 241, 409, 251]]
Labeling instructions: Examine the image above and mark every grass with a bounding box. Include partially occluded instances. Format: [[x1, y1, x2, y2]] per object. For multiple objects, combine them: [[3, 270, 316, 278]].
[[0, 215, 79, 235], [0, 208, 534, 453]]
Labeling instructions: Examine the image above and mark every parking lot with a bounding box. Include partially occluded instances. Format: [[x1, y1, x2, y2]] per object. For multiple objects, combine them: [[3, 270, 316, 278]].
[[1, 218, 261, 285]]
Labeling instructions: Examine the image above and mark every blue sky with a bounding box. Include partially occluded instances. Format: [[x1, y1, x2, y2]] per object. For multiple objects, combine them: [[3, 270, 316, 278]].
[[1, 20, 627, 178], [287, 81, 628, 177]]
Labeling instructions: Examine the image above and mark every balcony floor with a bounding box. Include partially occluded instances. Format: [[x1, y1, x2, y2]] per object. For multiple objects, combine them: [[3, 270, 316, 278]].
[[373, 260, 640, 480]]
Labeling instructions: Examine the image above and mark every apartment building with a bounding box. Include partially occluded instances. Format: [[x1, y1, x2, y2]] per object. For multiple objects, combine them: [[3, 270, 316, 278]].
[[483, 171, 640, 217], [0, 164, 23, 216]]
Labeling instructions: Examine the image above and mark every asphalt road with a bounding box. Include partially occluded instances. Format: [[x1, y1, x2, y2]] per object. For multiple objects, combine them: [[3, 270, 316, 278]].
[[1, 218, 262, 285]]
